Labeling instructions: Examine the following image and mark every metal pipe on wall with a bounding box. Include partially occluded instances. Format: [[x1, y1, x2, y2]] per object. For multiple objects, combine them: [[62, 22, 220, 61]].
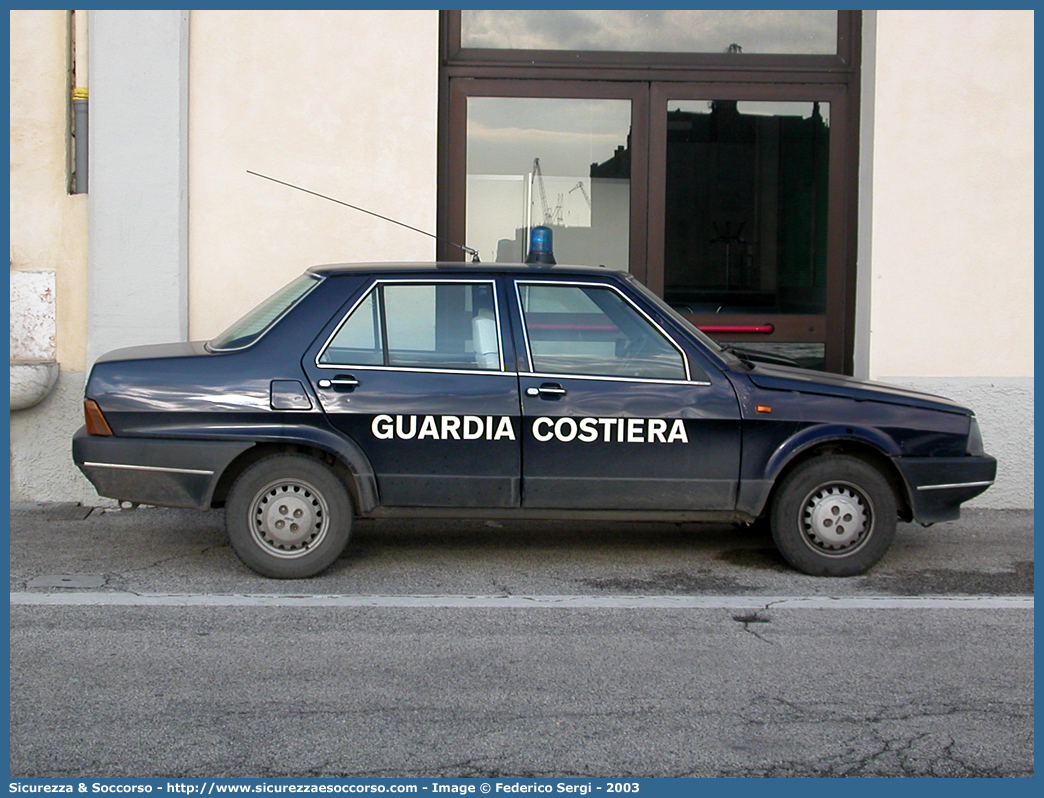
[[71, 10, 89, 194]]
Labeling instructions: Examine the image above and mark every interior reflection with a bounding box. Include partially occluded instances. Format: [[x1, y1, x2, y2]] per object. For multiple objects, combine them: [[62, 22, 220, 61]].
[[466, 97, 631, 270], [664, 100, 830, 318]]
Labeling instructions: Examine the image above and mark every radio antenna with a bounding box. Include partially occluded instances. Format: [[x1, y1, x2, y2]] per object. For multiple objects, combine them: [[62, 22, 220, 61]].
[[247, 170, 480, 262]]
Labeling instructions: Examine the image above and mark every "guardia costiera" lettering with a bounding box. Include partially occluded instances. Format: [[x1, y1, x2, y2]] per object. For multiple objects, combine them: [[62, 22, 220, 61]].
[[370, 415, 688, 444]]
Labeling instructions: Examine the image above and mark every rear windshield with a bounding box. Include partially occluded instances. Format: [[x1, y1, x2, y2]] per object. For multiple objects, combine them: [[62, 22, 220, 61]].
[[207, 273, 320, 351]]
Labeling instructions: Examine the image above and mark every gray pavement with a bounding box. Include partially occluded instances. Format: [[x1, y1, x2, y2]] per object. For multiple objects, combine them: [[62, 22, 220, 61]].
[[8, 505, 1035, 778], [8, 504, 1035, 597]]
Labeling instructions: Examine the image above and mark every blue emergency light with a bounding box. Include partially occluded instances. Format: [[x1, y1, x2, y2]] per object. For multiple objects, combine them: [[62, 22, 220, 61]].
[[525, 226, 556, 265]]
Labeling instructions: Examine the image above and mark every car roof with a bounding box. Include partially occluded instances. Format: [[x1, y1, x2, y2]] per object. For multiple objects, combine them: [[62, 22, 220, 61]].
[[307, 262, 626, 278]]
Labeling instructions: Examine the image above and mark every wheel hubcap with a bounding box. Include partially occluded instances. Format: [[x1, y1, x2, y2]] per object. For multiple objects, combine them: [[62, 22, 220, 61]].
[[249, 479, 329, 559], [800, 482, 872, 556]]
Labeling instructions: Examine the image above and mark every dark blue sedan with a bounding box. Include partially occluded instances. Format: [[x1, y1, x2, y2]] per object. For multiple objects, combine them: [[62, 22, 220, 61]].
[[73, 262, 996, 578]]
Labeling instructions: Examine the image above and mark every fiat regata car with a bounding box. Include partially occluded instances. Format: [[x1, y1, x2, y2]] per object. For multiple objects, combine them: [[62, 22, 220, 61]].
[[73, 262, 997, 578]]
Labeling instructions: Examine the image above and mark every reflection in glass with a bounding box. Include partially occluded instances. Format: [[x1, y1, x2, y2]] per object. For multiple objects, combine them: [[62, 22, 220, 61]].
[[664, 100, 830, 315], [462, 10, 838, 55], [321, 284, 501, 371], [320, 289, 382, 365], [519, 284, 686, 381], [209, 273, 319, 351], [466, 97, 630, 269], [383, 283, 500, 370], [729, 342, 826, 371]]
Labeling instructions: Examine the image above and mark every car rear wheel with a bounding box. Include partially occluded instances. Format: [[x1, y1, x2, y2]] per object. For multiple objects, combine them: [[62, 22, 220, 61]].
[[770, 455, 897, 576], [225, 454, 352, 578]]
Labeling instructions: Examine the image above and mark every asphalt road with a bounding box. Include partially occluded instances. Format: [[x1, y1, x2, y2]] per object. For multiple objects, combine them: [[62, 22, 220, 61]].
[[9, 505, 1035, 778]]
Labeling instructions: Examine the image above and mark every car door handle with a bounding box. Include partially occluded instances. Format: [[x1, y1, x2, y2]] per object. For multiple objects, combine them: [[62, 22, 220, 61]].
[[318, 375, 360, 391], [526, 383, 567, 398]]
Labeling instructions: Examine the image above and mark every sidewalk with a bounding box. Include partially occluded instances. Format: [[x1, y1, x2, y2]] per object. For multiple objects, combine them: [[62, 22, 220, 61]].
[[9, 503, 1034, 598]]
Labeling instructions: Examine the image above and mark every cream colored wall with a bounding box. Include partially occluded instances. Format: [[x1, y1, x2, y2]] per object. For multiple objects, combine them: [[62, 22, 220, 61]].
[[867, 10, 1033, 378], [9, 10, 89, 371], [187, 10, 440, 340]]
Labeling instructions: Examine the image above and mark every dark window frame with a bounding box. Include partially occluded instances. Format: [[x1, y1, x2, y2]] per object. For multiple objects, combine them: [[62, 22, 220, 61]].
[[438, 11, 861, 374]]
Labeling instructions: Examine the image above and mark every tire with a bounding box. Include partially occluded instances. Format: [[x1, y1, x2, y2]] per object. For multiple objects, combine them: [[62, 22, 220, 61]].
[[225, 454, 352, 578], [769, 455, 897, 577]]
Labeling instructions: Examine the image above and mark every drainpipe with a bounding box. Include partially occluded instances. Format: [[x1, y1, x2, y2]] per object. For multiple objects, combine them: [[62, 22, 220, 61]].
[[71, 10, 89, 194], [72, 88, 88, 194], [10, 265, 59, 411]]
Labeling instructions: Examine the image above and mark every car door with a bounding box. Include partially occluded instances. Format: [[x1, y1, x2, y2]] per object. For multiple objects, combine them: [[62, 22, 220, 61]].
[[302, 276, 521, 508], [511, 277, 741, 511]]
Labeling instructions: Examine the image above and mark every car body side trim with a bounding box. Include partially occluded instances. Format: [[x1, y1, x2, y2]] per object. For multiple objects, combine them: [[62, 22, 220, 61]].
[[315, 363, 518, 377], [520, 371, 711, 388], [916, 480, 995, 492], [82, 461, 215, 476]]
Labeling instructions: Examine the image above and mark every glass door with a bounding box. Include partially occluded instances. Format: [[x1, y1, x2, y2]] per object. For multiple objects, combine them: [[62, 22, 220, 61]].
[[648, 83, 853, 373], [441, 77, 858, 374]]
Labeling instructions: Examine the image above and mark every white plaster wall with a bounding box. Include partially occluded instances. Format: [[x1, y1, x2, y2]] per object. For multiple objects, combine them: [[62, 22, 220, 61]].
[[867, 10, 1033, 378], [187, 10, 440, 340], [866, 11, 1034, 508]]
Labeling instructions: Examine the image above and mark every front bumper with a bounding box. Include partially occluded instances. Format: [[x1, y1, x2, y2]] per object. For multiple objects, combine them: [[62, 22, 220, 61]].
[[895, 455, 998, 523], [72, 427, 252, 510]]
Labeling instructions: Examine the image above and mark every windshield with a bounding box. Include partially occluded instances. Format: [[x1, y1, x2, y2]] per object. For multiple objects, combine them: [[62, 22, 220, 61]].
[[207, 273, 320, 351]]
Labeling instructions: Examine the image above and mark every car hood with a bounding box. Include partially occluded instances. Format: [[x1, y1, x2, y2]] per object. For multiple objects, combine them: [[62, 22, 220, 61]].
[[745, 363, 971, 414]]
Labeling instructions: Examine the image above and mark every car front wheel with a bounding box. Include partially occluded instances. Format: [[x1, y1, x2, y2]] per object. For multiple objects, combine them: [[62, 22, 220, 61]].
[[225, 454, 352, 578], [769, 455, 897, 576]]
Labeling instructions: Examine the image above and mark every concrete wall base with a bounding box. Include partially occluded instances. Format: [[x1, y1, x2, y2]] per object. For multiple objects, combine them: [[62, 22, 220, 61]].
[[9, 371, 102, 505]]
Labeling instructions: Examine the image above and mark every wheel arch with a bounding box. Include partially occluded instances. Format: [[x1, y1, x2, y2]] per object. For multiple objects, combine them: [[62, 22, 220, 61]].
[[752, 428, 912, 523], [209, 430, 378, 514]]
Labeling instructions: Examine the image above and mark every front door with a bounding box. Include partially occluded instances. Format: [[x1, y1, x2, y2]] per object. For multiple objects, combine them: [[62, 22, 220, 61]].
[[511, 277, 741, 511], [303, 277, 521, 508]]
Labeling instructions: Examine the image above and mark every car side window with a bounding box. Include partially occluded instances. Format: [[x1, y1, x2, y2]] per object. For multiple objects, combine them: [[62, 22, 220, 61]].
[[518, 283, 687, 381], [320, 282, 502, 371]]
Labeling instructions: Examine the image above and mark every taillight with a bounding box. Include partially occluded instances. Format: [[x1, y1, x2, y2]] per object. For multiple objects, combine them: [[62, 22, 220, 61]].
[[84, 399, 114, 436]]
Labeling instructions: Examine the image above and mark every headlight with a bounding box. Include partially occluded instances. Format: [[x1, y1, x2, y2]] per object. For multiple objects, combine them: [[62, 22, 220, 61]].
[[967, 416, 985, 456]]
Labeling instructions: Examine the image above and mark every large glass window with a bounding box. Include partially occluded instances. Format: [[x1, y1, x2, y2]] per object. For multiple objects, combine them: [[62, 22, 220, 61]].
[[466, 97, 631, 270], [663, 100, 830, 316], [461, 10, 838, 55]]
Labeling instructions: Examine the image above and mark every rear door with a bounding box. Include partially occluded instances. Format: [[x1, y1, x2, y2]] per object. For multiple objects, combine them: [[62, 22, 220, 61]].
[[510, 277, 741, 511], [302, 276, 521, 508]]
